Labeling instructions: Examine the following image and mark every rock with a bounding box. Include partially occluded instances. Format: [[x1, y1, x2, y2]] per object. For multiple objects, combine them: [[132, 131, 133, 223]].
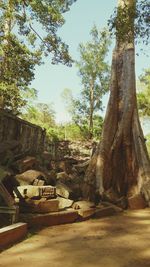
[[94, 206, 118, 218], [15, 170, 47, 186], [56, 182, 72, 199], [73, 200, 95, 210], [17, 185, 56, 199], [13, 156, 39, 173], [0, 223, 27, 250], [23, 209, 79, 228], [78, 208, 96, 220], [100, 202, 123, 212], [25, 198, 59, 213], [128, 194, 147, 209], [57, 197, 73, 210]]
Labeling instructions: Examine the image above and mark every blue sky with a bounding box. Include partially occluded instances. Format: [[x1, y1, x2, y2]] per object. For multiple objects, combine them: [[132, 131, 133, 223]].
[[31, 0, 150, 123]]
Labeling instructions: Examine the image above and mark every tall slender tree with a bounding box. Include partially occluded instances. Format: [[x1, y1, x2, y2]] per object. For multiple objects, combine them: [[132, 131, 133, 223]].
[[76, 26, 111, 138], [84, 0, 150, 208]]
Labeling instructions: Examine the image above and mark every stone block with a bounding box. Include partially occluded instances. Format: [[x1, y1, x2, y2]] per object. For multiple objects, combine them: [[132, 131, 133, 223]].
[[25, 199, 59, 213], [94, 206, 117, 218], [17, 185, 56, 199], [128, 194, 147, 209], [0, 222, 27, 250], [25, 209, 79, 228]]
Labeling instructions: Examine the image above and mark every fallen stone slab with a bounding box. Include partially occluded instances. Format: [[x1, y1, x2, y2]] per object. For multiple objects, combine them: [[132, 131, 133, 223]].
[[93, 206, 118, 219], [77, 207, 96, 220], [0, 222, 27, 250], [21, 209, 79, 228]]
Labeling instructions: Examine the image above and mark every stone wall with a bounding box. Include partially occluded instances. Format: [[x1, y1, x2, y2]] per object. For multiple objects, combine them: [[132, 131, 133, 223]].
[[0, 109, 46, 163]]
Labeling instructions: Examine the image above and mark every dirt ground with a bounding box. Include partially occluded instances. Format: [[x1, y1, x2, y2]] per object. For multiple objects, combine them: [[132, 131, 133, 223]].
[[0, 209, 150, 267]]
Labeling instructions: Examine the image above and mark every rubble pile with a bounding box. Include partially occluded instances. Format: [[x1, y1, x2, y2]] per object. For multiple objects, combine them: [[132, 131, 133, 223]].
[[0, 141, 123, 228]]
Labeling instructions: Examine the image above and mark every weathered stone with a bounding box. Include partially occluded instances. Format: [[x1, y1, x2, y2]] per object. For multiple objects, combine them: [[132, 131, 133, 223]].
[[57, 197, 73, 210], [78, 208, 96, 220], [93, 206, 117, 218], [128, 194, 147, 209], [25, 199, 59, 213], [100, 202, 123, 213], [15, 170, 47, 186], [56, 182, 72, 199], [73, 200, 95, 210], [0, 223, 27, 250], [14, 156, 39, 173], [17, 185, 56, 199], [0, 110, 46, 163], [23, 209, 79, 228]]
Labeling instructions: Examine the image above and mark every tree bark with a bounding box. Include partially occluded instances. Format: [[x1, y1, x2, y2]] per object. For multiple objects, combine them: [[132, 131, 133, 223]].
[[84, 0, 150, 207]]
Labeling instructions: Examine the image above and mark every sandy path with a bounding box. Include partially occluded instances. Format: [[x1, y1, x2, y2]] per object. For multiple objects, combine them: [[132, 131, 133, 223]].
[[0, 209, 150, 267]]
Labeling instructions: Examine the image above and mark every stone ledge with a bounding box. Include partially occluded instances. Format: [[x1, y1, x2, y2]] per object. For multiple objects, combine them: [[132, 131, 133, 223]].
[[0, 222, 27, 250], [21, 209, 79, 228]]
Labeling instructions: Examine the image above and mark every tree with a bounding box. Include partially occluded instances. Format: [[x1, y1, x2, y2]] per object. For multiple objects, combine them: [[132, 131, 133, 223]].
[[61, 88, 104, 140], [0, 0, 76, 113], [76, 26, 111, 138], [137, 68, 150, 117], [84, 0, 150, 208]]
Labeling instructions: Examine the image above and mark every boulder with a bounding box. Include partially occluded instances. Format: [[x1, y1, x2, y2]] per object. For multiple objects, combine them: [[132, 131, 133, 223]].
[[56, 182, 72, 199], [15, 170, 47, 186], [57, 197, 73, 210]]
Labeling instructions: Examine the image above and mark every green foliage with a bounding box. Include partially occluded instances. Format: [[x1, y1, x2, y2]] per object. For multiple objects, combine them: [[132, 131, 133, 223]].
[[61, 26, 110, 139], [22, 102, 55, 127], [137, 68, 150, 117], [146, 134, 150, 156], [0, 0, 76, 113], [108, 0, 150, 44], [77, 26, 111, 97]]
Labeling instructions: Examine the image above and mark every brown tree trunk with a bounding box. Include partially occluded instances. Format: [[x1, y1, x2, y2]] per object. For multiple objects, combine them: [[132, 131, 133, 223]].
[[83, 0, 150, 207]]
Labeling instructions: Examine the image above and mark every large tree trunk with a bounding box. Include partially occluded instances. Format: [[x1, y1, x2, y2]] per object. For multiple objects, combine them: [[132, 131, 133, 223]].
[[84, 0, 150, 208]]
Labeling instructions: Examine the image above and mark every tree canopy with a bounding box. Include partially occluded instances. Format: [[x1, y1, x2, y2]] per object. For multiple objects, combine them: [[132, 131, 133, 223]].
[[0, 0, 76, 113]]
